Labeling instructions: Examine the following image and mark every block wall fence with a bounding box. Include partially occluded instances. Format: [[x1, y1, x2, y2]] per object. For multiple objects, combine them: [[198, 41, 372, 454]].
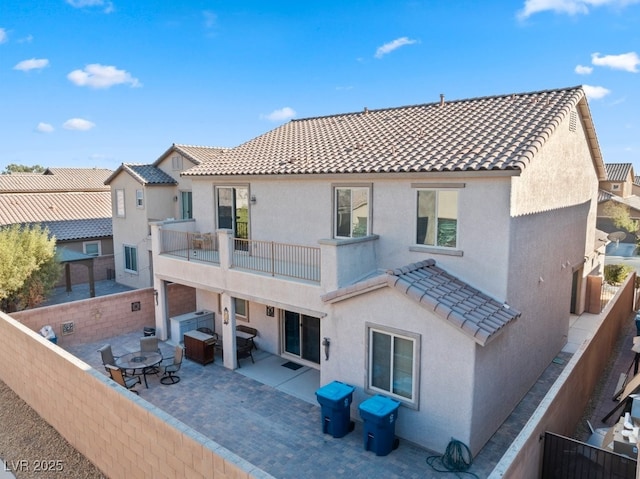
[[1, 285, 271, 479]]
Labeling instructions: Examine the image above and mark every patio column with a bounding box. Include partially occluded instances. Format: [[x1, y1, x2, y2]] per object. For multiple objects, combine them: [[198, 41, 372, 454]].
[[220, 293, 238, 370], [217, 228, 234, 271]]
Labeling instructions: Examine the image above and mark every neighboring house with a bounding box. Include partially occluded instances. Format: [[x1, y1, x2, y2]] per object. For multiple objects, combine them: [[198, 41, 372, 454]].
[[104, 144, 227, 289], [0, 168, 114, 287], [597, 163, 640, 240], [147, 86, 605, 456]]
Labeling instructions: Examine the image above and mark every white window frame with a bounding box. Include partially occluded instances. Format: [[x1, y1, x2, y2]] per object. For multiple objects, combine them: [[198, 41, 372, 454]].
[[123, 244, 138, 274], [136, 189, 144, 209], [234, 298, 249, 321], [414, 185, 460, 249], [333, 185, 371, 239], [115, 189, 125, 217], [83, 241, 101, 257], [366, 323, 420, 407]]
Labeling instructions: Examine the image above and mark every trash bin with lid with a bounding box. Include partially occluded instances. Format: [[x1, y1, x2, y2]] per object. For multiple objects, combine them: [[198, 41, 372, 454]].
[[359, 395, 401, 456], [143, 327, 156, 337], [315, 380, 356, 438]]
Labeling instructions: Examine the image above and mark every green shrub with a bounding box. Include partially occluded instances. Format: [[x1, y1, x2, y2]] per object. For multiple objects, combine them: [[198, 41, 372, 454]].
[[604, 264, 635, 285]]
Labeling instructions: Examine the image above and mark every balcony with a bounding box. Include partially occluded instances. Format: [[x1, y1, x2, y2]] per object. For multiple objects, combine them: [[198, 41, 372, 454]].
[[158, 229, 321, 283]]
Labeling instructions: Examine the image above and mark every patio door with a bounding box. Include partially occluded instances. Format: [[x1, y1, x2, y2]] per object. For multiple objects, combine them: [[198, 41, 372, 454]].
[[283, 310, 320, 364], [217, 186, 249, 249]]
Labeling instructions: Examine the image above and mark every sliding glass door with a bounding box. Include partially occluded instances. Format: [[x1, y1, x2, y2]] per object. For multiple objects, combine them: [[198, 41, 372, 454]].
[[283, 310, 320, 364]]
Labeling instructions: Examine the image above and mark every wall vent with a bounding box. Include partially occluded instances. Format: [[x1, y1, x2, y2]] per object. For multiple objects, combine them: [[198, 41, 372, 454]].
[[569, 111, 577, 132]]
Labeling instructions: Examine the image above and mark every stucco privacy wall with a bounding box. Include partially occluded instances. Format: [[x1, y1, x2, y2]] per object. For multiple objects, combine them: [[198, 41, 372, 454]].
[[489, 273, 637, 479], [10, 284, 195, 347], [0, 313, 269, 479]]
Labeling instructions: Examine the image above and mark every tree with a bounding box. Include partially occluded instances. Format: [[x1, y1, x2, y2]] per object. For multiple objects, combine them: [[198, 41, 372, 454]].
[[0, 224, 62, 312], [602, 201, 639, 235], [1, 164, 46, 174]]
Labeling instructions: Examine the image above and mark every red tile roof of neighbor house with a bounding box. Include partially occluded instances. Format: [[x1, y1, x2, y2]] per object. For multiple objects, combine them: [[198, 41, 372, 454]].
[[604, 163, 634, 182], [184, 86, 603, 178], [0, 168, 112, 193], [0, 191, 112, 225]]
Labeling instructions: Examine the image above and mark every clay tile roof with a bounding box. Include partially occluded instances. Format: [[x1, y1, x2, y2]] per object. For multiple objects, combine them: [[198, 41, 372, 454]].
[[170, 144, 229, 165], [386, 260, 520, 346], [104, 163, 177, 186], [0, 191, 112, 226], [0, 168, 112, 193], [185, 86, 589, 177], [39, 218, 112, 241], [605, 163, 633, 182]]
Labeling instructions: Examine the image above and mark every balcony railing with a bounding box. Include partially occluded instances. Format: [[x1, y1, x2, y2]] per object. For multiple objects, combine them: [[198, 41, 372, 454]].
[[160, 230, 220, 264], [158, 230, 320, 283], [232, 238, 320, 283]]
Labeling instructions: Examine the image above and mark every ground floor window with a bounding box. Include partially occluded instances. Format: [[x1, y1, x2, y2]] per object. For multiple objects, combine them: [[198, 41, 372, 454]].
[[367, 324, 420, 405], [124, 245, 138, 273]]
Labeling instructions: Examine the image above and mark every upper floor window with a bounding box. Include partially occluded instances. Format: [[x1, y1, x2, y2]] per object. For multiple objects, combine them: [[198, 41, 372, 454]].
[[367, 324, 419, 405], [115, 189, 125, 217], [612, 184, 620, 191], [416, 189, 458, 248], [335, 186, 370, 238], [136, 189, 144, 208], [124, 245, 138, 273], [83, 241, 101, 257], [181, 191, 193, 219], [171, 156, 183, 171]]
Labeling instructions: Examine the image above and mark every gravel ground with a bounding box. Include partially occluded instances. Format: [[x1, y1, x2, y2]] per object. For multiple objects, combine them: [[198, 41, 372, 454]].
[[0, 381, 105, 479]]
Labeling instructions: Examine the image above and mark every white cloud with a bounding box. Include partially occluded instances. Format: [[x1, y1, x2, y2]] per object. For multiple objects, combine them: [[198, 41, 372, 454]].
[[0, 28, 7, 44], [17, 34, 33, 44], [66, 0, 114, 13], [14, 58, 50, 72], [591, 52, 639, 72], [203, 10, 217, 29], [575, 64, 593, 75], [518, 0, 640, 19], [262, 107, 296, 122], [63, 118, 96, 131], [583, 84, 611, 99], [36, 123, 54, 133], [67, 64, 141, 89], [375, 37, 418, 59]]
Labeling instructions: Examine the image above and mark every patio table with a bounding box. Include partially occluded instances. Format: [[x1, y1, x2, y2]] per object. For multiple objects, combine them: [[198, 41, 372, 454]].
[[116, 351, 162, 388]]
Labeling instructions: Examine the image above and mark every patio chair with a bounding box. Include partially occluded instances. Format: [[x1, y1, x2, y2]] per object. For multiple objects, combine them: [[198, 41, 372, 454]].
[[139, 336, 162, 375], [98, 344, 118, 372], [106, 364, 141, 394], [160, 345, 184, 385], [236, 325, 258, 351]]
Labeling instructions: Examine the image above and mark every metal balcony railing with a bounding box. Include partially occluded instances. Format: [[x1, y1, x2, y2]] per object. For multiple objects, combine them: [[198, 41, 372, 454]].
[[160, 230, 220, 264], [232, 238, 321, 283], [158, 230, 321, 283]]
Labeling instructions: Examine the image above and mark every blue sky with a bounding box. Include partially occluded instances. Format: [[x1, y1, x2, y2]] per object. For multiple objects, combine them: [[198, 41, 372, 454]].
[[1, 0, 639, 172]]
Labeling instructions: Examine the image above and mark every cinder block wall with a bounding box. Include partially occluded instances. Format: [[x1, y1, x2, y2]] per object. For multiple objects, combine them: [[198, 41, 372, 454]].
[[0, 313, 269, 479], [11, 289, 156, 347], [491, 274, 637, 478]]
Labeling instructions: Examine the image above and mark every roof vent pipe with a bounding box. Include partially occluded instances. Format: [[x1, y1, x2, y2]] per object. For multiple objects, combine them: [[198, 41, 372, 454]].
[[440, 94, 445, 106], [364, 107, 369, 114]]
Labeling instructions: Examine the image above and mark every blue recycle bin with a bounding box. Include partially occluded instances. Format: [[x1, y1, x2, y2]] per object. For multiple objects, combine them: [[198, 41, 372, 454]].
[[359, 395, 401, 456], [315, 381, 355, 438]]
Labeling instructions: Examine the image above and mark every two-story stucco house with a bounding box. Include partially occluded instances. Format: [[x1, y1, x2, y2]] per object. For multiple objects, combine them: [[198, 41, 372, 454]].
[[147, 86, 605, 456], [105, 144, 227, 289], [597, 163, 640, 241]]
